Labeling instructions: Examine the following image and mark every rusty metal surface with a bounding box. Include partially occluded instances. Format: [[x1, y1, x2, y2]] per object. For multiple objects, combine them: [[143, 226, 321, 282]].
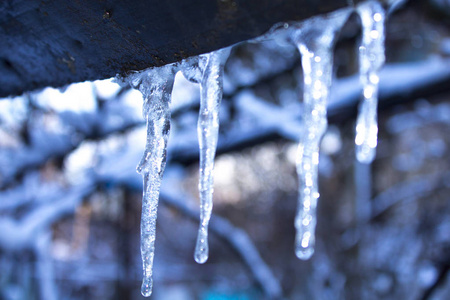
[[0, 0, 354, 97]]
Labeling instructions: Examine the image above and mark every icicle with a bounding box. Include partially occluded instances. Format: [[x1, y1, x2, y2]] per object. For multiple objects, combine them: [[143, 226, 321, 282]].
[[194, 48, 230, 264], [355, 1, 386, 163], [291, 10, 351, 260], [181, 49, 231, 264], [128, 64, 176, 297]]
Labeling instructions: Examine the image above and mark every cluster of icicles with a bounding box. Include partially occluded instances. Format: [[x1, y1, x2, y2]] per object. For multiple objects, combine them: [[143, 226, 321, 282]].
[[123, 1, 386, 297]]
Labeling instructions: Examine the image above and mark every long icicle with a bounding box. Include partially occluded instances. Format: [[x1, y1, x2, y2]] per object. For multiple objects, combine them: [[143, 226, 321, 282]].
[[292, 10, 351, 260], [355, 1, 386, 163], [195, 48, 231, 264], [130, 65, 176, 297]]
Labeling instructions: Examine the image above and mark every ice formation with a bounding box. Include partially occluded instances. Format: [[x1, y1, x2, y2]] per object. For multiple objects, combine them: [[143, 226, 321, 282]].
[[125, 48, 230, 296], [290, 10, 351, 260], [123, 0, 391, 296], [191, 49, 231, 264], [127, 64, 177, 297], [355, 1, 386, 163]]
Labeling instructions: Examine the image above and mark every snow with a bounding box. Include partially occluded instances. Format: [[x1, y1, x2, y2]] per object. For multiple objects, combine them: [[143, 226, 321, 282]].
[[171, 72, 200, 111], [328, 57, 450, 115], [93, 78, 122, 100], [0, 95, 27, 127], [35, 82, 97, 113]]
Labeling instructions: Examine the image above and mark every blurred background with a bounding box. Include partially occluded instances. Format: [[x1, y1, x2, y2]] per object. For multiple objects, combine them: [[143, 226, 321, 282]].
[[0, 1, 449, 299]]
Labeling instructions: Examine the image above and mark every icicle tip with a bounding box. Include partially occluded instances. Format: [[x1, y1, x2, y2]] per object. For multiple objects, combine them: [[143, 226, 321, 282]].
[[194, 249, 209, 264], [141, 278, 153, 297], [295, 246, 315, 260]]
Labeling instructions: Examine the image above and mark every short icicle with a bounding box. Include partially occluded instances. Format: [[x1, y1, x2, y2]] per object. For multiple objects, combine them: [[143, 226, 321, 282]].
[[129, 64, 176, 297], [193, 48, 231, 264], [291, 10, 351, 260], [355, 1, 386, 163]]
